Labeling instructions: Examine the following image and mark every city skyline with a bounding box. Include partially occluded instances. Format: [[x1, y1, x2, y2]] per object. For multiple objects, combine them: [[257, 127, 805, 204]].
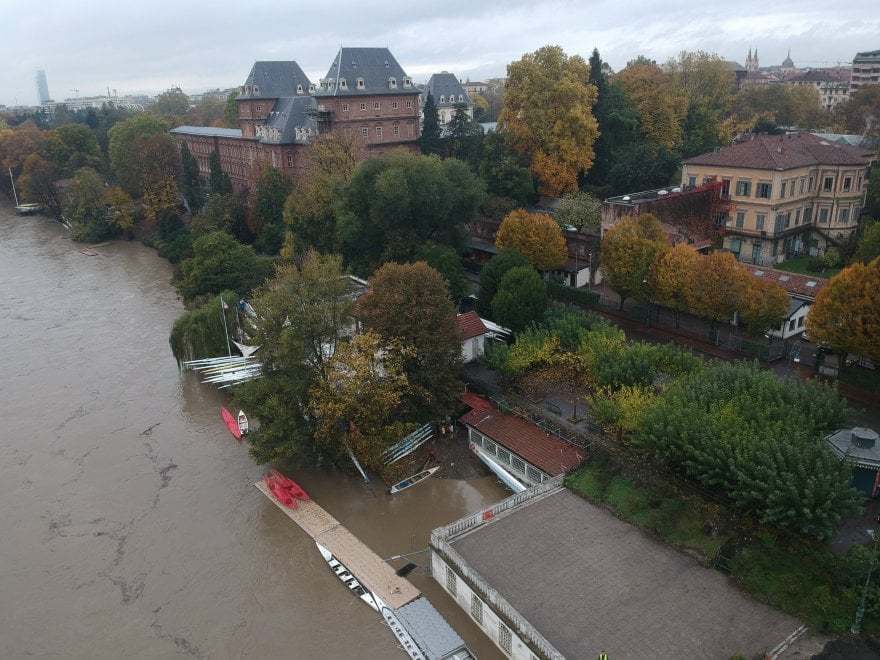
[[1, 0, 878, 106]]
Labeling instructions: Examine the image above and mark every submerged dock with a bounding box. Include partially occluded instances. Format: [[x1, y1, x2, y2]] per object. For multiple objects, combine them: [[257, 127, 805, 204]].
[[255, 480, 420, 609]]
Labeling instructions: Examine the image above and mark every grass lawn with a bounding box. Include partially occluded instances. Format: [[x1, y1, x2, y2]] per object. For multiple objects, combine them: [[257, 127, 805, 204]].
[[566, 458, 880, 634], [773, 255, 841, 279]]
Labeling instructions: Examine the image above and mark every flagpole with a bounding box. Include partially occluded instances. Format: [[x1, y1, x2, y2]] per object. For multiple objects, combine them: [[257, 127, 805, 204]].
[[220, 295, 231, 356]]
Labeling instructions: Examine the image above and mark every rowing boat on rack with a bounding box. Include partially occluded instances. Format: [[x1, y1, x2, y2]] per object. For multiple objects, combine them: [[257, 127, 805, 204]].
[[389, 466, 440, 495]]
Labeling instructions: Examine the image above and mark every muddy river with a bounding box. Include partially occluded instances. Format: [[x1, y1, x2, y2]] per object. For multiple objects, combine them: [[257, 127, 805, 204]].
[[0, 207, 506, 659]]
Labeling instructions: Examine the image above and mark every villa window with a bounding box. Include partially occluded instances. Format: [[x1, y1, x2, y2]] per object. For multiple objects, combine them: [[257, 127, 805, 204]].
[[360, 102, 367, 111], [342, 103, 349, 112], [823, 176, 834, 192], [360, 126, 368, 137], [735, 211, 745, 228], [843, 176, 852, 192], [756, 214, 765, 231], [356, 78, 365, 89], [373, 101, 380, 111], [809, 175, 815, 191], [781, 181, 787, 198], [804, 205, 813, 223], [819, 207, 829, 223], [391, 101, 399, 110], [735, 180, 751, 196], [688, 176, 696, 187], [795, 209, 801, 225], [799, 178, 806, 194], [757, 182, 772, 198], [840, 207, 849, 222]]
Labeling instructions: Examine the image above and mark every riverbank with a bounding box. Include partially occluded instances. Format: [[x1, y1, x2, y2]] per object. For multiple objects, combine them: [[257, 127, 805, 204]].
[[0, 207, 507, 659]]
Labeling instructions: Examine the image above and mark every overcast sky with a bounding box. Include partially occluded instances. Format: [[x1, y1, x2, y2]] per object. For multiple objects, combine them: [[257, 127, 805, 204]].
[[1, 0, 877, 106]]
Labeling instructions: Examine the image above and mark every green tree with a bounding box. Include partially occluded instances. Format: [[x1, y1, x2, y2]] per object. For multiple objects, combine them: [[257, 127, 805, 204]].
[[337, 151, 486, 274], [555, 190, 602, 232], [500, 45, 599, 196], [108, 114, 169, 196], [179, 142, 204, 212], [836, 86, 880, 138], [477, 249, 530, 316], [358, 261, 463, 419], [491, 265, 547, 332], [209, 149, 232, 195], [223, 91, 239, 128], [416, 242, 468, 302], [251, 166, 293, 254], [478, 131, 535, 206], [169, 289, 239, 362], [192, 192, 253, 243], [19, 153, 63, 216], [638, 362, 856, 540], [153, 87, 191, 117], [48, 123, 102, 174], [176, 231, 270, 303], [864, 168, 880, 220], [616, 61, 687, 151], [606, 143, 681, 195], [419, 93, 443, 155], [445, 104, 482, 164], [65, 167, 110, 241], [854, 220, 880, 264], [600, 213, 667, 310]]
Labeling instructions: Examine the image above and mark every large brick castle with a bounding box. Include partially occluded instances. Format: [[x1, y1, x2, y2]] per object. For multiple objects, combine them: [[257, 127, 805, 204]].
[[171, 47, 422, 191]]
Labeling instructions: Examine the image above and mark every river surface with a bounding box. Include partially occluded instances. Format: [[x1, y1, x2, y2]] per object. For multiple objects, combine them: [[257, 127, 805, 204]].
[[0, 206, 506, 660]]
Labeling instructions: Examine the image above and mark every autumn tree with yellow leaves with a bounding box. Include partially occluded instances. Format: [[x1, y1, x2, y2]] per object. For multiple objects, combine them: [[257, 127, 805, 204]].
[[738, 276, 789, 337], [600, 213, 667, 310], [648, 242, 700, 327], [807, 257, 880, 363], [616, 61, 687, 151], [499, 46, 598, 196], [495, 209, 568, 271], [684, 251, 745, 325]]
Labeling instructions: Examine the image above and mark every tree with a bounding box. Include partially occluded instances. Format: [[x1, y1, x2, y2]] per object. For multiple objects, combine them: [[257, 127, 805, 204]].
[[684, 251, 746, 325], [588, 385, 657, 442], [176, 231, 269, 303], [108, 114, 169, 196], [18, 153, 63, 216], [555, 190, 601, 232], [615, 61, 687, 151], [192, 192, 252, 243], [491, 265, 547, 332], [478, 131, 535, 206], [606, 143, 680, 195], [142, 174, 179, 235], [153, 87, 191, 117], [337, 152, 486, 274], [854, 220, 880, 264], [419, 93, 443, 155], [209, 149, 232, 195], [600, 214, 667, 309], [445, 104, 482, 164], [48, 123, 102, 174], [169, 289, 239, 362], [495, 209, 567, 270], [284, 132, 361, 255], [251, 166, 293, 255], [807, 257, 880, 363], [638, 362, 856, 540], [864, 168, 880, 220], [101, 186, 135, 234], [471, 93, 489, 122], [358, 262, 463, 419], [649, 242, 699, 326], [179, 142, 204, 212], [310, 331, 414, 469], [477, 249, 530, 316], [836, 86, 880, 138], [416, 242, 468, 302], [65, 167, 109, 240], [732, 84, 829, 132], [739, 277, 789, 336], [223, 91, 239, 129], [499, 45, 599, 196]]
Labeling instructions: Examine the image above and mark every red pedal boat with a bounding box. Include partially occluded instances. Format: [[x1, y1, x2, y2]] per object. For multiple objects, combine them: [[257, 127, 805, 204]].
[[220, 406, 242, 440], [264, 469, 310, 508]]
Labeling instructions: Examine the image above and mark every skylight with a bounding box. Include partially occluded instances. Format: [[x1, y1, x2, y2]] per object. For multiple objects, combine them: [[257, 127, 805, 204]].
[[806, 281, 817, 287]]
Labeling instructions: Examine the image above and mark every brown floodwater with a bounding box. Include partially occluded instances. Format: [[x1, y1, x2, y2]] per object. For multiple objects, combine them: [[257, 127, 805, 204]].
[[0, 206, 506, 660]]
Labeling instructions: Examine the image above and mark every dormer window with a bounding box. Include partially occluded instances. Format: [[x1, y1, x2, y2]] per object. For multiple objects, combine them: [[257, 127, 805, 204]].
[[403, 78, 412, 88], [253, 86, 259, 95], [309, 83, 317, 93], [439, 95, 446, 104], [240, 86, 246, 95], [389, 77, 397, 89], [339, 78, 348, 90], [356, 78, 365, 89], [296, 84, 303, 94], [458, 95, 463, 102]]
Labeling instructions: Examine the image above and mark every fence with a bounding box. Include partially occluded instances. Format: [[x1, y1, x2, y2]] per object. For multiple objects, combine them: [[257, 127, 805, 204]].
[[431, 478, 566, 660]]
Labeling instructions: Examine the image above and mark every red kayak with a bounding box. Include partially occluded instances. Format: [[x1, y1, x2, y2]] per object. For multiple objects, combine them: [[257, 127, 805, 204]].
[[221, 407, 242, 440], [264, 469, 310, 508]]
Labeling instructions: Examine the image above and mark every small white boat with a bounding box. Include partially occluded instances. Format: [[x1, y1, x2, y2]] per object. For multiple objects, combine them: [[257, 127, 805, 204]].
[[389, 466, 440, 495], [237, 410, 249, 435], [316, 542, 380, 611]]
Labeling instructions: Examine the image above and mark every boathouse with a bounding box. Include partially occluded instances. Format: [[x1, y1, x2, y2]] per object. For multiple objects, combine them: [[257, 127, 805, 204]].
[[825, 427, 880, 497]]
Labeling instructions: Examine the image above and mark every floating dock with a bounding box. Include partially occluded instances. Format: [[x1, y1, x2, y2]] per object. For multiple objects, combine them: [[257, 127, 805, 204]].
[[254, 480, 420, 609]]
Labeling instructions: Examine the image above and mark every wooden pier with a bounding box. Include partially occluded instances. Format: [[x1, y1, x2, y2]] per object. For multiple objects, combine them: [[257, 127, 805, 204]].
[[254, 481, 420, 610]]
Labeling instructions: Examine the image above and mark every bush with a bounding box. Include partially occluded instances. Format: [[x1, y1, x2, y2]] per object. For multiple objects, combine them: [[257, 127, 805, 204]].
[[807, 255, 826, 272], [547, 281, 599, 307], [157, 229, 193, 264], [176, 231, 271, 304], [168, 289, 238, 362], [491, 266, 547, 332]]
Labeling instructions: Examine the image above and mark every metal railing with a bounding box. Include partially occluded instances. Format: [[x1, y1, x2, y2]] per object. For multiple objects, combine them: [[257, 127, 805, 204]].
[[431, 479, 566, 660]]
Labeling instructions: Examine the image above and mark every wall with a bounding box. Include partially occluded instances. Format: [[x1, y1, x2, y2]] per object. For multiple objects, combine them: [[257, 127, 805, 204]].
[[461, 335, 485, 363], [318, 94, 420, 148]]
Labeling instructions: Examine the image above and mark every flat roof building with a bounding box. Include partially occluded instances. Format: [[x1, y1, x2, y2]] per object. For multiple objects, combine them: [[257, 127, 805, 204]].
[[431, 483, 802, 659]]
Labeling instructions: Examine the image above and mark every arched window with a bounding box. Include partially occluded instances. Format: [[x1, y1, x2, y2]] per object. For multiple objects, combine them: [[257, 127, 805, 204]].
[[439, 95, 446, 104], [296, 84, 303, 94]]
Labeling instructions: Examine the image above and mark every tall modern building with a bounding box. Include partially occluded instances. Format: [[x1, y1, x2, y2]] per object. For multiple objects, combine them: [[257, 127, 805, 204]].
[[35, 69, 51, 105]]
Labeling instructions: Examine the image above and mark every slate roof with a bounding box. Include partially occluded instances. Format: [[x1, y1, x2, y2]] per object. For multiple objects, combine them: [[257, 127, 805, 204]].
[[684, 132, 869, 170], [316, 47, 419, 97], [394, 597, 469, 660], [826, 428, 880, 469], [423, 72, 470, 107], [790, 69, 849, 83], [744, 265, 827, 300], [456, 311, 487, 341], [459, 406, 584, 475], [240, 61, 311, 99], [170, 126, 243, 138], [262, 96, 318, 144]]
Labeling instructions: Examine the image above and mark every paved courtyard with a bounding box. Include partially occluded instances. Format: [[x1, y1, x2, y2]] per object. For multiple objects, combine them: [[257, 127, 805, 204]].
[[451, 488, 802, 659]]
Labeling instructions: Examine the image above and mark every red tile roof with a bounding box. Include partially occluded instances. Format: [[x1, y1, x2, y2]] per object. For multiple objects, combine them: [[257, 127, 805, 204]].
[[460, 392, 493, 411], [743, 265, 828, 300], [685, 132, 868, 170], [456, 311, 488, 340], [460, 407, 584, 476]]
